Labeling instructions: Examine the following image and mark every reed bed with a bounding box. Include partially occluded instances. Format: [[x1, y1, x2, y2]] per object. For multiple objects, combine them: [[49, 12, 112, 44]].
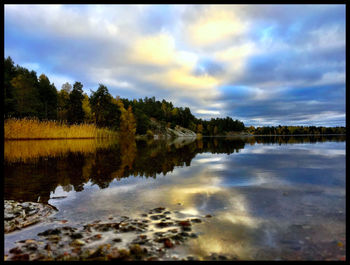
[[5, 138, 116, 163], [4, 118, 117, 140]]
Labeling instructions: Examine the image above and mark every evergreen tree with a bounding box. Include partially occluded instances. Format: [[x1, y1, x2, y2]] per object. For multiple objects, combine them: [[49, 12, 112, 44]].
[[10, 71, 41, 118], [90, 84, 120, 128], [67, 82, 85, 124], [4, 57, 17, 117], [37, 74, 58, 120]]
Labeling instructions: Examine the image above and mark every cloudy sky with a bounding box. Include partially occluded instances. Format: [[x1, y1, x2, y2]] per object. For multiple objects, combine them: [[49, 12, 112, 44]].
[[4, 4, 346, 126]]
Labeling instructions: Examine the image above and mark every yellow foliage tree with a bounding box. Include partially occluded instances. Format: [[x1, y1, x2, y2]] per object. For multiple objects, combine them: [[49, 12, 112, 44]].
[[197, 124, 203, 134], [116, 99, 136, 137], [82, 93, 93, 123]]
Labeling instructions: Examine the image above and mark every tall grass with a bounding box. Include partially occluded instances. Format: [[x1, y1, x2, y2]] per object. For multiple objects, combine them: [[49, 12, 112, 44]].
[[5, 138, 115, 163], [4, 118, 117, 140]]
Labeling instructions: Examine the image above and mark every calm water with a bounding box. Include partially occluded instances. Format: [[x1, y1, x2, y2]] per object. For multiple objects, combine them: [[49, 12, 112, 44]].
[[4, 135, 346, 260]]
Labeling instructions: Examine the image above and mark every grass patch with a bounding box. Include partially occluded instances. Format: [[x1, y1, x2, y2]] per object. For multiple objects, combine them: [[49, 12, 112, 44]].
[[4, 118, 117, 140]]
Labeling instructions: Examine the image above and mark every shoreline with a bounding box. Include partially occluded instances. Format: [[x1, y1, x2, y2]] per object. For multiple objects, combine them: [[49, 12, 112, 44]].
[[5, 133, 346, 141], [4, 201, 219, 261]]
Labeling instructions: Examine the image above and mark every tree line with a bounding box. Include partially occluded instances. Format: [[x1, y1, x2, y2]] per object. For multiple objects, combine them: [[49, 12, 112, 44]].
[[247, 125, 346, 135], [4, 57, 345, 136], [4, 57, 245, 135]]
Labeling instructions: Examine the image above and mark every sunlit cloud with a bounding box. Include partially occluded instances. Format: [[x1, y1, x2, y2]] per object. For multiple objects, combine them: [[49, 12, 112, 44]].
[[129, 33, 176, 65], [186, 6, 248, 46]]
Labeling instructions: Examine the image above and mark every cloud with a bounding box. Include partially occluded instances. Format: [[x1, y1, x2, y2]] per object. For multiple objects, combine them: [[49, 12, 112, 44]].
[[4, 4, 345, 126], [129, 33, 176, 66], [186, 6, 249, 47]]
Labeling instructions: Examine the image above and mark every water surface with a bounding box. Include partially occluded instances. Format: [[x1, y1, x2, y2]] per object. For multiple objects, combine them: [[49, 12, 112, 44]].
[[4, 135, 346, 260]]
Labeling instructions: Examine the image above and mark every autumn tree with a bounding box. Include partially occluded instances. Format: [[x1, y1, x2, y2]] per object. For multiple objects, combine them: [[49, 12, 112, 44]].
[[57, 83, 71, 121], [116, 98, 136, 137], [82, 93, 94, 123]]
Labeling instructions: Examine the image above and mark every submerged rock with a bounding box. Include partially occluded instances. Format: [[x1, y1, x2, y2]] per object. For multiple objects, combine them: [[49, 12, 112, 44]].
[[5, 206, 206, 261]]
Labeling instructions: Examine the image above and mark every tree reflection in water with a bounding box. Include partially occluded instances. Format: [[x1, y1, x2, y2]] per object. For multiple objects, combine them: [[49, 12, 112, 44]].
[[4, 135, 346, 203]]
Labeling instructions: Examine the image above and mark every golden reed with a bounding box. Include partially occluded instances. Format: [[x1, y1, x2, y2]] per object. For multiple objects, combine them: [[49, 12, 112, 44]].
[[4, 138, 115, 163], [4, 118, 117, 140]]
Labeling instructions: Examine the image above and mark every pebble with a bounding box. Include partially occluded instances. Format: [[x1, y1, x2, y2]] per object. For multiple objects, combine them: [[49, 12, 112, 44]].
[[71, 239, 85, 246], [5, 206, 206, 261]]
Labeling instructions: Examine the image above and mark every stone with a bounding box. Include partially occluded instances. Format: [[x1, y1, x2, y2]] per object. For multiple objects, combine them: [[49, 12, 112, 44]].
[[163, 239, 173, 248], [71, 239, 85, 246], [70, 233, 83, 239]]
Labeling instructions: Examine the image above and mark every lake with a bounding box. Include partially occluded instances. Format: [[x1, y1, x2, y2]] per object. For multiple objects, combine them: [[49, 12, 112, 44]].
[[4, 135, 346, 260]]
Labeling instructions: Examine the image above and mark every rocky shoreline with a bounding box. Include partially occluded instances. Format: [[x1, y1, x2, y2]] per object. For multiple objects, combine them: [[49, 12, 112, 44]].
[[5, 203, 232, 261], [5, 200, 58, 234]]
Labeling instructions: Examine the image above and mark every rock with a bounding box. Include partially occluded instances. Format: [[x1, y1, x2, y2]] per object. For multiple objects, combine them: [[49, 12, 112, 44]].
[[48, 235, 61, 243], [71, 239, 85, 246], [4, 213, 16, 220], [155, 221, 173, 228], [205, 214, 212, 218], [171, 234, 184, 242], [181, 226, 191, 232], [154, 232, 164, 237], [218, 255, 227, 260], [129, 244, 145, 259], [189, 233, 198, 238], [38, 228, 61, 236], [62, 226, 76, 232], [5, 206, 206, 261], [177, 220, 191, 227], [9, 247, 22, 254], [106, 247, 120, 260], [11, 253, 30, 261], [118, 249, 131, 260], [180, 232, 189, 237], [150, 215, 165, 220], [149, 207, 165, 214], [27, 209, 38, 216], [88, 234, 102, 241], [25, 243, 38, 251], [25, 239, 37, 244], [44, 243, 51, 251], [163, 239, 173, 248], [132, 239, 149, 245], [70, 233, 83, 239], [21, 202, 30, 208]]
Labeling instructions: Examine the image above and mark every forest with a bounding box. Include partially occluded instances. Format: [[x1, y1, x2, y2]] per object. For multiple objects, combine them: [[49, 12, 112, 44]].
[[4, 57, 345, 136]]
